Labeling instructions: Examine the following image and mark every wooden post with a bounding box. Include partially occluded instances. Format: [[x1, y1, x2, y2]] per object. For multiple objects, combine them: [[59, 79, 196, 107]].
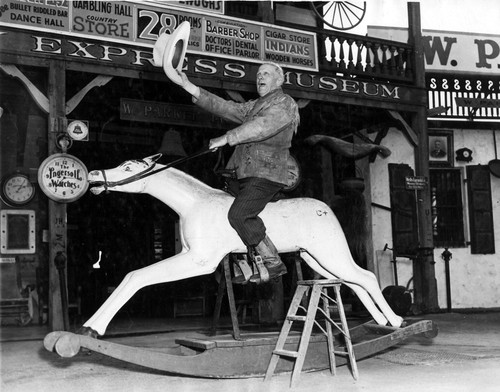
[[320, 146, 335, 206], [407, 3, 439, 313], [48, 61, 68, 331], [258, 1, 274, 23], [357, 153, 374, 272]]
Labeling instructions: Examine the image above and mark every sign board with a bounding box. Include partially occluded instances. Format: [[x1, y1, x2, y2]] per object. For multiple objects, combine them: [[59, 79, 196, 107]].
[[120, 98, 235, 128], [0, 0, 317, 71], [405, 176, 428, 190], [368, 26, 500, 76], [455, 97, 500, 108], [149, 1, 224, 15], [0, 29, 416, 109], [426, 73, 500, 120], [427, 74, 500, 94]]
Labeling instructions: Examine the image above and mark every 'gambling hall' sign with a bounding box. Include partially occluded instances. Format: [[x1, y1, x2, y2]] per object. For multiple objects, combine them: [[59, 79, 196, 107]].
[[0, 0, 318, 71]]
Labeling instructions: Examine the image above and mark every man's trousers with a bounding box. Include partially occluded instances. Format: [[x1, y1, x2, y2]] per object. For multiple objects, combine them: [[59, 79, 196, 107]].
[[227, 177, 283, 247]]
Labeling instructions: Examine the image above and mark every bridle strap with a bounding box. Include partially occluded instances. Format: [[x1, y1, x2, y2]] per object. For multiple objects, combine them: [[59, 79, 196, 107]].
[[101, 148, 214, 189], [101, 160, 157, 188]]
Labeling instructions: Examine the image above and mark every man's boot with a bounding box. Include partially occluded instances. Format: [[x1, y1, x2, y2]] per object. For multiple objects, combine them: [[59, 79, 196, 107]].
[[251, 235, 287, 281]]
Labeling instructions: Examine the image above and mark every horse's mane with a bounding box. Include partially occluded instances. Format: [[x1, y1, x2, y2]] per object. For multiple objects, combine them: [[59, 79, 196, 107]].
[[158, 166, 225, 197]]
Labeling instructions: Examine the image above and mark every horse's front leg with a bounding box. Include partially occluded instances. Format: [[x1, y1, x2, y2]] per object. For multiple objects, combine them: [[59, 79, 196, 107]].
[[83, 249, 222, 336]]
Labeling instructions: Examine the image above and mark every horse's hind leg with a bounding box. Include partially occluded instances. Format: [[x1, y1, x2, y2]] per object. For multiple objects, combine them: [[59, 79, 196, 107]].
[[300, 250, 403, 327], [341, 268, 404, 327], [300, 251, 389, 325]]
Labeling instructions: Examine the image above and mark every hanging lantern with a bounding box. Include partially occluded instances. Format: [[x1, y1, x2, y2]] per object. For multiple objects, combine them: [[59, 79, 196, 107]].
[[158, 129, 187, 157], [340, 165, 365, 193]]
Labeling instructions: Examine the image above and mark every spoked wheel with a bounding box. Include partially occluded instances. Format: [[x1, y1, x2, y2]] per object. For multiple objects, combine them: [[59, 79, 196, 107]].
[[310, 1, 367, 31]]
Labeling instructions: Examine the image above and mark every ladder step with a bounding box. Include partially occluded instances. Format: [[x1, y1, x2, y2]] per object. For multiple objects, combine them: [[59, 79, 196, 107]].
[[287, 315, 307, 322], [273, 349, 299, 358]]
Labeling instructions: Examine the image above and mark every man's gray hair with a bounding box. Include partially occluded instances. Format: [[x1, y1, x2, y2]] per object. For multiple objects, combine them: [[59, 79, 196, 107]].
[[262, 61, 284, 79]]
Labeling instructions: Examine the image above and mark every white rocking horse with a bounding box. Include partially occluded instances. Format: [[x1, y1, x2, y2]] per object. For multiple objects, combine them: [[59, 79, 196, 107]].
[[84, 153, 404, 336]]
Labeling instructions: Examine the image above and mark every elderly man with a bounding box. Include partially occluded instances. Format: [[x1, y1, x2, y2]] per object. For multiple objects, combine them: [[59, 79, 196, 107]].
[[176, 63, 299, 282]]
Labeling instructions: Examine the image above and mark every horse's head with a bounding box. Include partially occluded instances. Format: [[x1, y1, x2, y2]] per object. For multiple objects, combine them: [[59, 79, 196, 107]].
[[88, 153, 162, 195]]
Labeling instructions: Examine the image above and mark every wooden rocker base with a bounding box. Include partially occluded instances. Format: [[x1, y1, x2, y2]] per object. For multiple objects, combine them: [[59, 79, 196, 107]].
[[44, 319, 437, 378]]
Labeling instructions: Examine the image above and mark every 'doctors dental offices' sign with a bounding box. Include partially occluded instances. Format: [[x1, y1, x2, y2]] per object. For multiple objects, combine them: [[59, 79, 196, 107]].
[[0, 0, 318, 71]]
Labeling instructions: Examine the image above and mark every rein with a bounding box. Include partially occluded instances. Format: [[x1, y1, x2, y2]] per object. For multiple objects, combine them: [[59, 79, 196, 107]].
[[99, 148, 214, 191]]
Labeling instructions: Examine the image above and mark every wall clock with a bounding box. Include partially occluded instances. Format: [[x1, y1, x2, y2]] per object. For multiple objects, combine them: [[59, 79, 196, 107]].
[[38, 153, 89, 203], [455, 147, 473, 162], [1, 173, 36, 207]]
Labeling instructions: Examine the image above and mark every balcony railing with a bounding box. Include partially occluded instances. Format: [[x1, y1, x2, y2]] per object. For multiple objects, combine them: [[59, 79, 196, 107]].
[[279, 22, 415, 85]]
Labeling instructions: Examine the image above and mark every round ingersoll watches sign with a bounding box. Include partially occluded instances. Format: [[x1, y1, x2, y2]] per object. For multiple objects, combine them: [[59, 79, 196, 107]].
[[38, 154, 89, 203]]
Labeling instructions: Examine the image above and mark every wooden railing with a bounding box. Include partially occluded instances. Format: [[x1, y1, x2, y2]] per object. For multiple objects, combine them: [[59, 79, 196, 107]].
[[279, 23, 415, 84]]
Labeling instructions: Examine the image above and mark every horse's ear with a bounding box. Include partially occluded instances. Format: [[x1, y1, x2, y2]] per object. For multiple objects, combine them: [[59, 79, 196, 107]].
[[145, 153, 162, 163]]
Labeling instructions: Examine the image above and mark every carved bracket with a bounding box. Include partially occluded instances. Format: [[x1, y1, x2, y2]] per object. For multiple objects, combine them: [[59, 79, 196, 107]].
[[66, 75, 113, 115], [0, 63, 49, 113], [0, 64, 113, 117]]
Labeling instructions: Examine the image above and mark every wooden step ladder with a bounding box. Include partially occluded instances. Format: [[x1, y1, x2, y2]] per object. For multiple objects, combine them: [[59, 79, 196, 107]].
[[265, 279, 358, 387]]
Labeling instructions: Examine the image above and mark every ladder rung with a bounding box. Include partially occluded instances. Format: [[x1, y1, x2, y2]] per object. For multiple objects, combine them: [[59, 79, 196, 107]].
[[287, 315, 307, 322], [273, 349, 299, 358]]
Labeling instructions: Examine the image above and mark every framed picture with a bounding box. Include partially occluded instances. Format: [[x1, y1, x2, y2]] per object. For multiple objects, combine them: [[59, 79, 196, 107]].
[[1, 210, 36, 254], [429, 130, 453, 166]]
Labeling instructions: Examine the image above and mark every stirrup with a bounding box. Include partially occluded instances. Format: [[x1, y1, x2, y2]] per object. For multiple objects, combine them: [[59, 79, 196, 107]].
[[232, 255, 253, 284], [249, 253, 270, 283]]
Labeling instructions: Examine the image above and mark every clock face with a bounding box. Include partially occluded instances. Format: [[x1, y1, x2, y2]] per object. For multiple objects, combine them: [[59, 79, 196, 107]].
[[38, 153, 89, 203], [1, 173, 36, 206], [283, 154, 301, 192]]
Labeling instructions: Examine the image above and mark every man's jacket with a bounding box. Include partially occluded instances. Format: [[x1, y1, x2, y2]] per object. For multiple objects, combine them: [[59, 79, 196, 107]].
[[194, 87, 299, 185]]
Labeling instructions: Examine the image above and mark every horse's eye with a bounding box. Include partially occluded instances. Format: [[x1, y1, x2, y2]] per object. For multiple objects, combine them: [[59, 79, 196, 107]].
[[124, 166, 131, 172]]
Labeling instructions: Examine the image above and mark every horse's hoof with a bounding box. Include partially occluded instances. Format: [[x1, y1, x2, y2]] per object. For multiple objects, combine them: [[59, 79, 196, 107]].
[[388, 318, 406, 328], [76, 326, 99, 339], [43, 331, 66, 352], [55, 333, 81, 358]]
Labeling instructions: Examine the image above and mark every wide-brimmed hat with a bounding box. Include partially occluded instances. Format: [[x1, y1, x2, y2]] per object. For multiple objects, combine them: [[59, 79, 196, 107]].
[[153, 21, 190, 85], [489, 159, 500, 178]]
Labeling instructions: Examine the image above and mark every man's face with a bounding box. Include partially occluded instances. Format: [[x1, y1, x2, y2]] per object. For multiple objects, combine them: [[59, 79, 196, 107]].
[[256, 64, 282, 97]]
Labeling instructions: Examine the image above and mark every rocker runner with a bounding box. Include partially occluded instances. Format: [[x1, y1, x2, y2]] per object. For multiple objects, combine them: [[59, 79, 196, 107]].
[[174, 63, 299, 282]]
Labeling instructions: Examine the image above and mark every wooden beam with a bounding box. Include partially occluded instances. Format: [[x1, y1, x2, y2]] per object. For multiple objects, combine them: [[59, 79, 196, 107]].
[[408, 3, 439, 313], [387, 110, 418, 146], [48, 60, 68, 331]]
